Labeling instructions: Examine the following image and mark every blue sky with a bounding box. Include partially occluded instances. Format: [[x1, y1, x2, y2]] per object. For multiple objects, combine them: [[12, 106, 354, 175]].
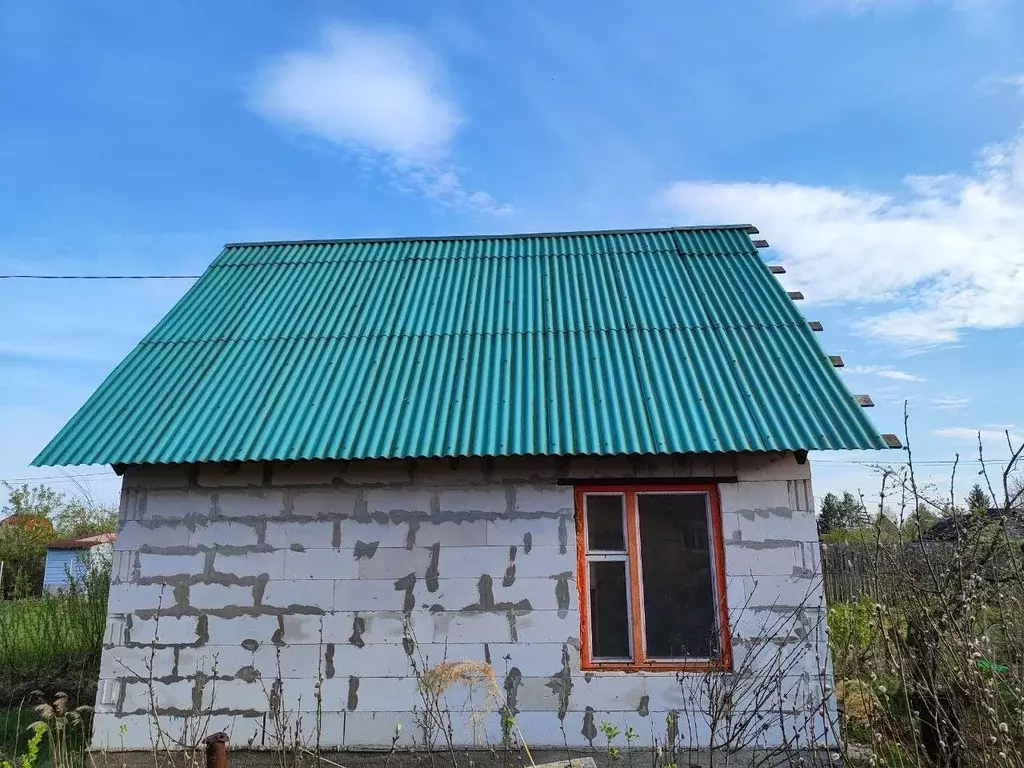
[[2, 0, 1023, 515]]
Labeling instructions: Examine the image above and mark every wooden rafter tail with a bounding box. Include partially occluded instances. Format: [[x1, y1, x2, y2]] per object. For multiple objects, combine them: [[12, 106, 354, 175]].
[[809, 321, 823, 332], [829, 355, 844, 368], [855, 394, 874, 407], [882, 434, 903, 449], [768, 265, 786, 274], [745, 225, 760, 234], [752, 239, 770, 248], [788, 291, 804, 300]]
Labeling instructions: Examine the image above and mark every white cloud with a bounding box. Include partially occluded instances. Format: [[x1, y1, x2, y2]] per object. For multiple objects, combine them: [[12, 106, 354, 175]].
[[662, 128, 1024, 345], [845, 365, 925, 382], [930, 395, 972, 411], [252, 24, 511, 214], [934, 426, 1023, 444]]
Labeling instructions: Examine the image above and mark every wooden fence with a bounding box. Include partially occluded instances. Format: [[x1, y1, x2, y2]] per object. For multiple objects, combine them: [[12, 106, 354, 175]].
[[820, 542, 899, 604]]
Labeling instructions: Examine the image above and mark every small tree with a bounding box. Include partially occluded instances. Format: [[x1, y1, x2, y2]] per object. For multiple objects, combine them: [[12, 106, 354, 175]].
[[965, 482, 991, 514]]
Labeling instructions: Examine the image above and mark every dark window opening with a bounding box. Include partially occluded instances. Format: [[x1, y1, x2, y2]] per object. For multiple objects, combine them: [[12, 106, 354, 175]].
[[638, 493, 716, 658], [588, 560, 631, 659], [576, 485, 728, 670], [586, 494, 625, 551]]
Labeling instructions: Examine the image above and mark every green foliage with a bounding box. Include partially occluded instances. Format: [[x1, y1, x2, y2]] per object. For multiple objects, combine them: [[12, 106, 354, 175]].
[[902, 504, 941, 539], [0, 484, 116, 599], [4, 484, 117, 542], [827, 598, 877, 679], [967, 483, 992, 514], [0, 565, 109, 706], [819, 491, 869, 534], [599, 721, 621, 764], [0, 720, 45, 768]]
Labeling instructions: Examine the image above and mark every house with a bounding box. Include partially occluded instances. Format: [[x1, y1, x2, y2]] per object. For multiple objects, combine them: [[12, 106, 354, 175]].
[[34, 225, 892, 753], [43, 532, 116, 592]]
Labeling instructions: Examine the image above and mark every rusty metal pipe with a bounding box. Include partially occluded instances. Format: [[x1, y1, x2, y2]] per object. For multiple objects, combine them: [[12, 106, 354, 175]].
[[204, 732, 229, 768]]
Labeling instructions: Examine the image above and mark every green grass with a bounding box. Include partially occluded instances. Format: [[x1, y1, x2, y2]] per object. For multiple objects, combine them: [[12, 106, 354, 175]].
[[0, 575, 108, 708]]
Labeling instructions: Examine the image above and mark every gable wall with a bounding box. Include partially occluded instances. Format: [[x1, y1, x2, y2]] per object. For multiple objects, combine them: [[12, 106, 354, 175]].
[[93, 453, 833, 751]]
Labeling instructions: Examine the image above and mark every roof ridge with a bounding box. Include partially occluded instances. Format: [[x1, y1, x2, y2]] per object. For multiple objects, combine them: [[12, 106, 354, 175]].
[[222, 224, 758, 249]]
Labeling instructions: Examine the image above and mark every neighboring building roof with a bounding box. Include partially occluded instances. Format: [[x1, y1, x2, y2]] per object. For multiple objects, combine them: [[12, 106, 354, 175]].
[[920, 509, 1024, 542], [33, 225, 887, 466], [47, 532, 117, 550]]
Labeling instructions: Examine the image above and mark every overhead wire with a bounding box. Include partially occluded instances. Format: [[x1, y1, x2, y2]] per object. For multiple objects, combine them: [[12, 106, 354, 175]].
[[0, 274, 199, 280]]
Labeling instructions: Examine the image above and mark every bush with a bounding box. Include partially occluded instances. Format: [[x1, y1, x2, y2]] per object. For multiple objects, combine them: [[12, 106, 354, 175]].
[[827, 596, 877, 680]]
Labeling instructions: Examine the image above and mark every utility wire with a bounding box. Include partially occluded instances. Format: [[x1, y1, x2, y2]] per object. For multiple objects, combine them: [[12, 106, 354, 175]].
[[0, 274, 199, 280], [1, 472, 113, 483]]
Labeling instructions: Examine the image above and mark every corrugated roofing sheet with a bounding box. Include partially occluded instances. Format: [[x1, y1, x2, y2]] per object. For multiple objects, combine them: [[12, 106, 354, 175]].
[[33, 225, 887, 466]]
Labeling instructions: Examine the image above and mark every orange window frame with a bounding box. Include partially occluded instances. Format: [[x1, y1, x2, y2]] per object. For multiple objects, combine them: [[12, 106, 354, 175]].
[[573, 483, 732, 673]]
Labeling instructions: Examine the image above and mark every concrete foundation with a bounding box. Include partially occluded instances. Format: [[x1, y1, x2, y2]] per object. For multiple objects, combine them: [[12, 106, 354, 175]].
[[95, 454, 836, 752]]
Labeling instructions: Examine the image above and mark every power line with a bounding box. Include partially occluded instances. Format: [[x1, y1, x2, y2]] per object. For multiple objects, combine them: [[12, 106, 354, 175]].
[[1, 472, 113, 483], [0, 274, 199, 280]]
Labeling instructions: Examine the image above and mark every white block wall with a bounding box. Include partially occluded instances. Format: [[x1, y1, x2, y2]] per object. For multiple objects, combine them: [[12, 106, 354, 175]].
[[94, 454, 835, 752]]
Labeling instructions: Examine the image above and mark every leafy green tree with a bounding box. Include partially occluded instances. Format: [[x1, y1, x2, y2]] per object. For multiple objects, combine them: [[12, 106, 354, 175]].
[[966, 483, 991, 514], [903, 503, 941, 539], [0, 483, 117, 598], [818, 491, 869, 533]]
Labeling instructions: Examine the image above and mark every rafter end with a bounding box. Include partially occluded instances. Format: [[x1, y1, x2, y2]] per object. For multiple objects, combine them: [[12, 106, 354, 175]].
[[882, 434, 903, 449]]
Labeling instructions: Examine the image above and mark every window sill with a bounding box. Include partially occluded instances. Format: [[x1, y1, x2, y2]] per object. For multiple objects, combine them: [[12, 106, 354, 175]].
[[581, 660, 732, 674]]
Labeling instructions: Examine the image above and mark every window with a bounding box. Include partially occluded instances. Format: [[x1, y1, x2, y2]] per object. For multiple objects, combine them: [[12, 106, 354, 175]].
[[574, 484, 731, 671]]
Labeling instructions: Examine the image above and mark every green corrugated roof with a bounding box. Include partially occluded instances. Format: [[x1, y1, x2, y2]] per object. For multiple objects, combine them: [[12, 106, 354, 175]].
[[33, 225, 888, 466]]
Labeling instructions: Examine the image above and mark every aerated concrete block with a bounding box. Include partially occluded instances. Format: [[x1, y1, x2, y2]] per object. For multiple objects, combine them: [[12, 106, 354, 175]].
[[189, 520, 259, 548], [214, 550, 287, 579], [216, 490, 287, 519], [334, 579, 411, 612], [415, 519, 490, 547], [261, 578, 335, 610], [485, 516, 567, 547], [284, 548, 360, 580], [264, 520, 335, 550], [146, 489, 214, 520], [137, 552, 206, 580], [189, 582, 255, 610], [100, 646, 176, 679], [365, 487, 433, 516], [115, 522, 191, 551], [413, 458, 487, 485], [290, 488, 359, 518], [205, 614, 282, 646], [197, 463, 264, 488], [129, 615, 200, 645], [438, 488, 508, 515], [515, 485, 573, 514], [108, 583, 172, 614]]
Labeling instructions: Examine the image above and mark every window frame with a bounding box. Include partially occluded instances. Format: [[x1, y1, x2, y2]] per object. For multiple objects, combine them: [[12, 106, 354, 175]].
[[574, 483, 732, 673]]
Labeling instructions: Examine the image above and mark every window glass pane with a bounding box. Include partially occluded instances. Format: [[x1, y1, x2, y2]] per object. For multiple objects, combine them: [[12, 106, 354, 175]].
[[588, 560, 632, 659], [586, 495, 625, 551], [637, 493, 716, 658]]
